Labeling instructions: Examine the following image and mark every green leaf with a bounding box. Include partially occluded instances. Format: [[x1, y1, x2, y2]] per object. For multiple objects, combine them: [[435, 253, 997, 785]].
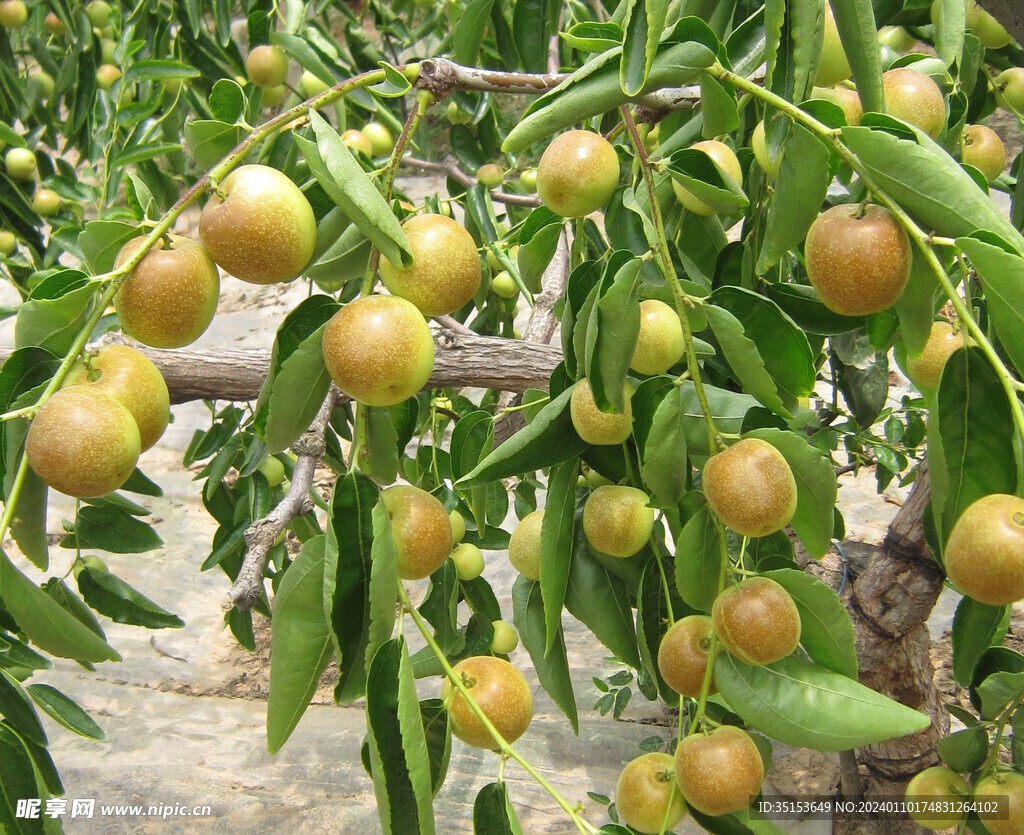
[[455, 0, 498, 67], [763, 569, 857, 678], [674, 505, 723, 612], [25, 684, 105, 740], [77, 567, 184, 629], [895, 242, 938, 358], [828, 0, 884, 112], [14, 273, 97, 356], [636, 555, 689, 703], [641, 387, 689, 507], [0, 669, 46, 746], [699, 71, 739, 138], [705, 304, 790, 417], [541, 459, 578, 656], [297, 112, 413, 268], [765, 284, 863, 336], [621, 0, 672, 96], [267, 536, 334, 754], [419, 562, 460, 654], [957, 234, 1024, 377], [934, 347, 1016, 536], [365, 638, 436, 835], [419, 698, 451, 796], [473, 782, 523, 834], [715, 652, 931, 751], [0, 723, 44, 835], [747, 428, 836, 560], [929, 0, 966, 67], [513, 576, 578, 733], [360, 405, 400, 486], [78, 220, 140, 274], [977, 670, 1024, 720], [517, 209, 562, 294], [0, 552, 119, 663], [457, 386, 587, 485], [951, 597, 1007, 688], [183, 119, 247, 171], [936, 726, 989, 773], [668, 148, 749, 217], [10, 467, 47, 570], [585, 259, 641, 413], [65, 504, 163, 553]]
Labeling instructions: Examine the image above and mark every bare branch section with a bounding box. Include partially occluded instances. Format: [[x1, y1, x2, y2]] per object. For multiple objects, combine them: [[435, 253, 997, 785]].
[[228, 388, 339, 610], [401, 156, 541, 207]]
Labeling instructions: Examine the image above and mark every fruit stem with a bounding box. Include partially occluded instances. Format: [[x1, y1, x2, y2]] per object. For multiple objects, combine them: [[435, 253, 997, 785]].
[[709, 63, 1024, 445], [979, 692, 1024, 777], [619, 104, 721, 454], [397, 583, 599, 834]]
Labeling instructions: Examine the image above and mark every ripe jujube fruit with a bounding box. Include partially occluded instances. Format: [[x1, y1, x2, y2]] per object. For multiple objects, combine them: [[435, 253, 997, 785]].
[[615, 753, 688, 834], [658, 615, 716, 698], [882, 68, 946, 139], [962, 124, 1007, 184], [26, 388, 141, 499], [536, 130, 619, 218], [804, 203, 911, 316], [245, 45, 289, 89], [631, 299, 685, 375], [712, 577, 801, 666], [570, 378, 634, 446], [379, 214, 481, 317], [582, 485, 654, 558], [674, 726, 764, 817], [906, 320, 972, 392], [671, 140, 742, 216], [321, 295, 434, 407], [508, 510, 543, 581], [199, 164, 316, 285], [974, 771, 1024, 835], [702, 437, 797, 537], [113, 234, 220, 348], [381, 485, 453, 581], [442, 655, 533, 749], [904, 766, 970, 830], [64, 345, 170, 452], [943, 493, 1024, 606]]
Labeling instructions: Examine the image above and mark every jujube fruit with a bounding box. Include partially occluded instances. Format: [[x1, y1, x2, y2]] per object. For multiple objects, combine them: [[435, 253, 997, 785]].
[[442, 655, 533, 749], [362, 122, 394, 156], [32, 188, 61, 218], [631, 299, 684, 375], [489, 621, 519, 654], [5, 147, 37, 181], [451, 543, 484, 581], [751, 120, 781, 180], [904, 766, 970, 830], [882, 68, 946, 139], [508, 510, 543, 581], [341, 129, 373, 157], [570, 378, 634, 446], [658, 615, 716, 698], [379, 214, 481, 317], [449, 509, 466, 543], [113, 234, 220, 348], [26, 388, 141, 499], [199, 164, 316, 285], [962, 124, 1007, 184], [490, 271, 518, 300], [321, 295, 434, 407], [582, 485, 654, 558], [257, 456, 286, 487], [536, 130, 619, 218], [804, 202, 911, 316], [0, 0, 29, 27], [996, 67, 1024, 112], [967, 0, 1012, 49], [476, 163, 504, 188], [85, 0, 111, 27], [816, 3, 851, 87], [96, 64, 122, 91], [381, 485, 453, 580], [712, 576, 801, 666], [615, 753, 687, 834], [671, 140, 742, 216], [0, 231, 15, 256], [974, 771, 1024, 835], [674, 726, 764, 817], [44, 11, 65, 35], [702, 437, 797, 537], [299, 71, 330, 98], [943, 493, 1024, 606], [246, 45, 289, 89], [906, 320, 972, 392]]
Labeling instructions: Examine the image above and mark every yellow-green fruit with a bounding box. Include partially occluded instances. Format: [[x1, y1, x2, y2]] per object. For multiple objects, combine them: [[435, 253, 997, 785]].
[[362, 122, 394, 156], [64, 345, 170, 452], [442, 655, 533, 748], [30, 71, 55, 100], [713, 576, 801, 665], [751, 120, 782, 179], [100, 37, 116, 65], [477, 163, 504, 188], [299, 70, 330, 98], [882, 68, 946, 139], [246, 45, 289, 88], [582, 485, 654, 558], [962, 124, 1007, 183], [44, 11, 65, 35], [0, 0, 26, 26], [113, 235, 220, 348], [944, 493, 1024, 606], [341, 129, 373, 157], [32, 188, 60, 217], [446, 101, 471, 125], [615, 753, 688, 834], [508, 510, 543, 581], [658, 615, 716, 698], [379, 214, 481, 317], [643, 124, 660, 154], [703, 438, 797, 537], [322, 295, 434, 407], [967, 0, 1012, 49], [996, 67, 1024, 111], [804, 203, 911, 316], [632, 299, 685, 375], [905, 766, 970, 830], [449, 509, 466, 544], [490, 621, 519, 654], [518, 168, 537, 193], [491, 270, 518, 300], [0, 231, 15, 256], [259, 84, 287, 108], [975, 771, 1024, 835], [26, 388, 141, 499], [671, 140, 742, 216], [85, 0, 111, 27], [816, 3, 851, 87], [570, 379, 634, 446], [96, 63, 122, 91], [257, 456, 286, 487], [536, 130, 620, 218], [675, 726, 764, 817], [810, 85, 863, 126], [382, 485, 453, 581], [5, 147, 37, 181], [199, 164, 316, 284], [906, 321, 972, 391], [877, 25, 916, 52], [451, 543, 485, 581]]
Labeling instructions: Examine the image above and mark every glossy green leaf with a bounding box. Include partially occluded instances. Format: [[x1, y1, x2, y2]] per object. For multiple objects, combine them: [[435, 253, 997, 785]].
[[419, 698, 451, 796], [957, 234, 1024, 377], [641, 386, 689, 507], [951, 596, 1007, 688], [715, 652, 931, 751], [929, 0, 966, 67], [699, 71, 739, 138], [977, 669, 1024, 720], [456, 0, 499, 67], [15, 275, 96, 356], [682, 382, 759, 459], [747, 428, 836, 560], [473, 782, 523, 834], [637, 555, 689, 703], [419, 561, 460, 654], [77, 567, 183, 629], [306, 222, 372, 288], [586, 259, 641, 413], [25, 684, 104, 741], [541, 459, 578, 656], [9, 466, 47, 570], [0, 669, 46, 746], [513, 576, 578, 733], [675, 505, 722, 612], [828, 0, 884, 111], [183, 119, 247, 171], [936, 725, 988, 773], [668, 148, 748, 217], [78, 220, 141, 274], [365, 638, 435, 835], [267, 536, 334, 754], [517, 208, 562, 294], [621, 0, 671, 96], [706, 304, 790, 417], [65, 504, 163, 553], [895, 242, 938, 358], [765, 284, 862, 336], [0, 723, 43, 835], [763, 569, 856, 678]]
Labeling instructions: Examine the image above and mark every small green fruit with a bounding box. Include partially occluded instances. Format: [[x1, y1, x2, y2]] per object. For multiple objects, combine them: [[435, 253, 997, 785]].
[[446, 101, 471, 125], [100, 37, 117, 65], [518, 168, 537, 193], [536, 130, 619, 217], [0, 230, 15, 256], [449, 509, 466, 544], [906, 320, 972, 392], [974, 771, 1024, 835], [246, 45, 289, 88], [816, 3, 851, 87], [85, 0, 112, 27], [451, 543, 484, 581], [44, 11, 65, 36], [299, 70, 330, 98], [996, 67, 1024, 112], [362, 122, 394, 157], [508, 510, 543, 581], [631, 299, 684, 375], [257, 456, 286, 487], [582, 485, 654, 558], [477, 163, 504, 188], [97, 63, 122, 91], [490, 270, 518, 300], [490, 621, 519, 654], [967, 0, 1012, 49], [259, 84, 288, 108], [877, 25, 916, 52], [32, 188, 60, 217], [5, 147, 37, 181]]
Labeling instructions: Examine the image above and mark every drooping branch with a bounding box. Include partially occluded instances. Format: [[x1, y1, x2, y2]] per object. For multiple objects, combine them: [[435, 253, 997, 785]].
[[400, 156, 541, 207]]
